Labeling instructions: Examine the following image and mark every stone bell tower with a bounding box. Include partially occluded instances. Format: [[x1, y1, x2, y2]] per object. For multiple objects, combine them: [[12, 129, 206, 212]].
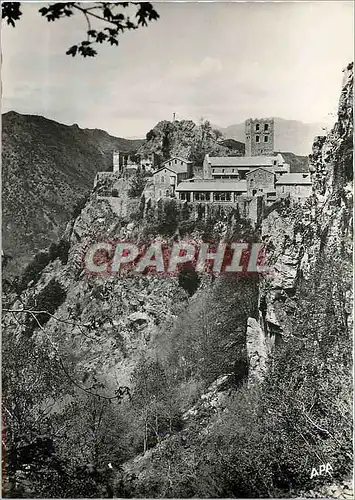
[[245, 118, 275, 156], [113, 150, 121, 173]]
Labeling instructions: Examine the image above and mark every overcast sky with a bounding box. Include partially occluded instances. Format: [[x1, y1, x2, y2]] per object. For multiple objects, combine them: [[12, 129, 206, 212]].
[[2, 1, 354, 138]]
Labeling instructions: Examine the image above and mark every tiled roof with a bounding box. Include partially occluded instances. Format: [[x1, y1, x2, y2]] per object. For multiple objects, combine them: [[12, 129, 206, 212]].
[[162, 157, 192, 166], [245, 168, 275, 176], [275, 173, 312, 185], [176, 179, 247, 192], [208, 156, 280, 167], [154, 164, 187, 175]]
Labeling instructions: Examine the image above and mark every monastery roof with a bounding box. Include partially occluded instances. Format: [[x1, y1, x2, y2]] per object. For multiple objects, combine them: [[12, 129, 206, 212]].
[[273, 166, 289, 172], [208, 156, 282, 167], [162, 156, 192, 166], [245, 166, 289, 175], [245, 167, 275, 176], [176, 179, 247, 192], [275, 173, 312, 185], [154, 164, 188, 175]]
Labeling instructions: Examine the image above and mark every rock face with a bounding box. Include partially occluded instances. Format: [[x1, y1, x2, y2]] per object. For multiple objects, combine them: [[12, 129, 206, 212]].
[[138, 119, 235, 161], [246, 62, 353, 382]]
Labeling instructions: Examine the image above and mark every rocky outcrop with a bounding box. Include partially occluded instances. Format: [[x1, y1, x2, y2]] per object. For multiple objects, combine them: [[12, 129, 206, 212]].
[[4, 192, 188, 393], [181, 373, 235, 423], [246, 317, 269, 385], [138, 119, 233, 161]]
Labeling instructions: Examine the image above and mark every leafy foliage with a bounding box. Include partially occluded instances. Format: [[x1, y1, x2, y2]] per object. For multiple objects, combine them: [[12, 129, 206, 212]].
[[71, 194, 90, 219], [24, 279, 67, 336], [178, 263, 200, 297], [128, 169, 148, 198], [188, 119, 224, 167], [2, 325, 128, 497], [2, 2, 160, 57], [14, 240, 70, 295]]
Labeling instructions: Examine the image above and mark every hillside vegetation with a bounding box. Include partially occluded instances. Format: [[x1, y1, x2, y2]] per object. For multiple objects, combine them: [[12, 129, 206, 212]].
[[2, 111, 141, 276]]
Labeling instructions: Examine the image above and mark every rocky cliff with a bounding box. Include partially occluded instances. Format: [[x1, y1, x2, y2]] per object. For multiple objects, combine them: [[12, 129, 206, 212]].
[[256, 62, 353, 350], [138, 119, 238, 163]]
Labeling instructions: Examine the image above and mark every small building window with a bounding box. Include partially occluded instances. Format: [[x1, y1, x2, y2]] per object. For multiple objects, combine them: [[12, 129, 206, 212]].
[[264, 136, 269, 143], [255, 123, 260, 131], [256, 135, 260, 143], [174, 159, 177, 164], [264, 123, 269, 131], [161, 176, 164, 183]]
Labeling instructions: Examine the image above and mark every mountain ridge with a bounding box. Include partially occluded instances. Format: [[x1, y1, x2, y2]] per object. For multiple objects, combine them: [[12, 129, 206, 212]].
[[1, 111, 142, 276]]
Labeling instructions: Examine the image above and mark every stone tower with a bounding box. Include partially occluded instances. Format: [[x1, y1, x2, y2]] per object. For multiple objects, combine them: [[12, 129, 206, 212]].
[[113, 150, 121, 173], [245, 118, 275, 156]]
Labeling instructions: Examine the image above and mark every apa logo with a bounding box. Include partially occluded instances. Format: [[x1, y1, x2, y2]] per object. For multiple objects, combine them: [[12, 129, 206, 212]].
[[310, 463, 333, 479]]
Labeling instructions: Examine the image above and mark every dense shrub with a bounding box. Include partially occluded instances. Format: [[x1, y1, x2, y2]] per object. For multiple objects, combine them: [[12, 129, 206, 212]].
[[71, 193, 89, 219], [128, 170, 147, 198], [16, 240, 70, 294], [124, 256, 352, 498], [18, 250, 51, 292], [25, 279, 67, 336], [156, 199, 179, 236], [178, 263, 200, 296]]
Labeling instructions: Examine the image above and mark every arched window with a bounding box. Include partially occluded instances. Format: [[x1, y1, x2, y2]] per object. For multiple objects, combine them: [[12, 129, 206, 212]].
[[256, 135, 260, 143], [264, 123, 269, 131], [161, 176, 165, 183]]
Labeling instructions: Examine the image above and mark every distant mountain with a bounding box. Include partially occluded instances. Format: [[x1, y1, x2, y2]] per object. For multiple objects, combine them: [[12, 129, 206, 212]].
[[277, 152, 309, 173], [2, 111, 142, 276], [218, 138, 245, 155], [214, 118, 326, 156]]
